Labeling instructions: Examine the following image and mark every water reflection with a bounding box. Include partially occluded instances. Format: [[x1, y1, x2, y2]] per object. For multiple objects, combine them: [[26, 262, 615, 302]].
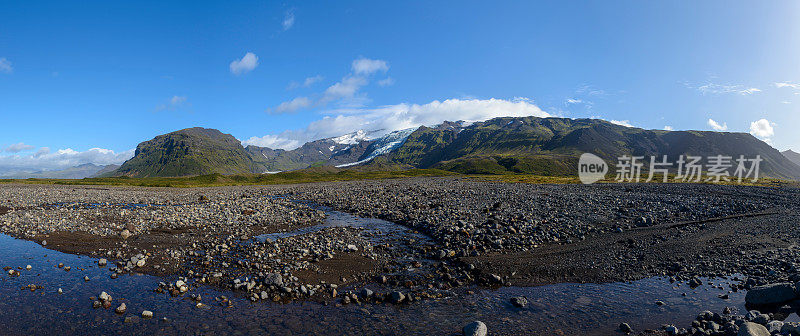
[[0, 233, 748, 335]]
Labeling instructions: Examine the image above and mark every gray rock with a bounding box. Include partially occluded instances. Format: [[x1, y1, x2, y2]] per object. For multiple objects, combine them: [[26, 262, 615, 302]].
[[359, 288, 374, 298], [689, 277, 703, 288], [463, 321, 487, 336], [737, 322, 769, 336], [619, 322, 633, 333], [510, 296, 528, 308], [745, 283, 797, 305], [766, 321, 784, 333], [141, 310, 153, 319], [120, 229, 131, 240], [263, 273, 283, 287], [388, 291, 405, 304], [490, 274, 502, 283], [115, 303, 127, 314], [752, 313, 770, 325]]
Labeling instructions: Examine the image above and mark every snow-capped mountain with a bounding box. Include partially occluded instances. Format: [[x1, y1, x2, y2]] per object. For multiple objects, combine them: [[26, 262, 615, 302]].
[[246, 129, 402, 172], [245, 122, 472, 172], [336, 128, 416, 167]]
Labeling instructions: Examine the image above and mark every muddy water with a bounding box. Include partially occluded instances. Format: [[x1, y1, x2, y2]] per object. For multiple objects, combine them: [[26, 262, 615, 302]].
[[0, 210, 752, 335]]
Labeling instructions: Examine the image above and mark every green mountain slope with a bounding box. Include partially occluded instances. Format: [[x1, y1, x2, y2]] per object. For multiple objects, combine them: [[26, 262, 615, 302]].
[[384, 117, 800, 179], [113, 127, 255, 177]]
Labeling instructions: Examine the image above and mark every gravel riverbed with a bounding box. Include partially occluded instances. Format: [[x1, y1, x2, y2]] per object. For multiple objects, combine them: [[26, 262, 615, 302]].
[[1, 178, 799, 335]]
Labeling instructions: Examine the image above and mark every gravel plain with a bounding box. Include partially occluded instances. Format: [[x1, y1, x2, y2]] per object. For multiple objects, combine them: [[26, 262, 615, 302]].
[[1, 178, 800, 335]]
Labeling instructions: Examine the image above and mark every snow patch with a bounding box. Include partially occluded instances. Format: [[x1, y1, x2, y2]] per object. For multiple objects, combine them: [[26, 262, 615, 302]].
[[331, 130, 369, 145]]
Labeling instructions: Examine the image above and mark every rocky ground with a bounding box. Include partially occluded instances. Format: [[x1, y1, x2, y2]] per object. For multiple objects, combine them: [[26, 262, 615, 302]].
[[1, 178, 800, 335]]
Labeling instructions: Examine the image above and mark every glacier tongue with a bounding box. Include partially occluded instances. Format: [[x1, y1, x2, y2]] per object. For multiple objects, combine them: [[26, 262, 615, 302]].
[[336, 128, 416, 168]]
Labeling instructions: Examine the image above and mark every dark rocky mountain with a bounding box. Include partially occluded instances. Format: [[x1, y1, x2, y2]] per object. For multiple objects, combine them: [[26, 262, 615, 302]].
[[783, 150, 800, 167], [0, 163, 119, 179], [113, 127, 255, 177]]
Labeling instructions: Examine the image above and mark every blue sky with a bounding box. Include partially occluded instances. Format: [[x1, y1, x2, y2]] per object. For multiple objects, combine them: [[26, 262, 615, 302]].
[[1, 1, 799, 171]]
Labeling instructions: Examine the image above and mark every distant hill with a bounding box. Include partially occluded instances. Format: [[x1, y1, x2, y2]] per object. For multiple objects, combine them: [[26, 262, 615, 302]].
[[91, 164, 120, 178], [113, 127, 255, 177], [0, 163, 118, 179], [783, 150, 800, 167]]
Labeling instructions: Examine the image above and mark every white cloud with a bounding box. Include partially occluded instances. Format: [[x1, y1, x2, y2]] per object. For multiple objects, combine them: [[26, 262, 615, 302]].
[[170, 95, 187, 105], [565, 99, 583, 104], [775, 82, 800, 90], [239, 134, 302, 150], [351, 58, 388, 75], [229, 52, 259, 75], [272, 57, 389, 112], [303, 75, 323, 87], [0, 147, 134, 173], [33, 147, 50, 157], [155, 95, 188, 111], [707, 118, 728, 131], [0, 58, 12, 74], [245, 97, 551, 149], [664, 126, 674, 131], [282, 10, 295, 30], [576, 85, 606, 97], [749, 118, 775, 139], [609, 120, 634, 128], [378, 77, 395, 87], [322, 75, 368, 103], [4, 142, 35, 153], [271, 96, 312, 114], [694, 82, 761, 95], [288, 75, 324, 90]]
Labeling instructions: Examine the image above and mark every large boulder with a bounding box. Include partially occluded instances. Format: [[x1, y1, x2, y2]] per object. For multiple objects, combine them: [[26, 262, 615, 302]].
[[463, 321, 487, 336], [738, 322, 769, 336], [745, 283, 797, 305]]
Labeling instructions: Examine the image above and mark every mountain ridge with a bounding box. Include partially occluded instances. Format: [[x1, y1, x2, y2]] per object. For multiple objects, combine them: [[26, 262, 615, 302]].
[[107, 117, 800, 180]]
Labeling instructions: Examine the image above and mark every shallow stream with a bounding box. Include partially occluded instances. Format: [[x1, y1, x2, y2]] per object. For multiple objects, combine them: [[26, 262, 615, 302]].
[[0, 209, 759, 335]]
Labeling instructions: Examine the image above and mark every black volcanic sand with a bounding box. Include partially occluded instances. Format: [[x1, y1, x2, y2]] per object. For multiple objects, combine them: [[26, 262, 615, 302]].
[[1, 179, 800, 335]]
